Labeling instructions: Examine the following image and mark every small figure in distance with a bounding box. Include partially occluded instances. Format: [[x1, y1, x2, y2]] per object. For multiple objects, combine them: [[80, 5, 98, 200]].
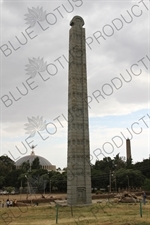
[[2, 199, 4, 208], [142, 191, 147, 205], [6, 199, 10, 208]]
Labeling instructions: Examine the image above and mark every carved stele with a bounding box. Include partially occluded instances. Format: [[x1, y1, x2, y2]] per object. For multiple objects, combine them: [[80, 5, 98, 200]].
[[67, 16, 92, 205], [70, 16, 84, 27]]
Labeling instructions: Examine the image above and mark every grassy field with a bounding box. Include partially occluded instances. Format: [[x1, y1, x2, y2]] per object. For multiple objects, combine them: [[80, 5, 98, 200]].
[[0, 200, 150, 225]]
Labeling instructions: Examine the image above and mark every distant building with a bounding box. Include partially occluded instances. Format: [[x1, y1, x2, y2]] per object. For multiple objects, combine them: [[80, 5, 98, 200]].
[[15, 150, 56, 171], [126, 138, 132, 161]]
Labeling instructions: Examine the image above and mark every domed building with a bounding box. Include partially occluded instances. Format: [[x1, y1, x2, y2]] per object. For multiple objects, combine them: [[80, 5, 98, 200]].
[[16, 150, 56, 171]]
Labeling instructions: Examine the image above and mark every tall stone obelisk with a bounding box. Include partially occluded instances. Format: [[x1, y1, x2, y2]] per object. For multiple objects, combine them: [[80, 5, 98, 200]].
[[67, 16, 92, 205], [126, 138, 132, 161]]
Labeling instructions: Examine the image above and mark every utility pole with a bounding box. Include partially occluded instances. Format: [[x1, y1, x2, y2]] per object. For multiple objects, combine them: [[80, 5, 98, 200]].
[[127, 175, 129, 191], [44, 180, 46, 195], [115, 175, 117, 193], [20, 180, 23, 200], [50, 180, 51, 194], [109, 170, 111, 193], [48, 172, 51, 194], [25, 175, 31, 199]]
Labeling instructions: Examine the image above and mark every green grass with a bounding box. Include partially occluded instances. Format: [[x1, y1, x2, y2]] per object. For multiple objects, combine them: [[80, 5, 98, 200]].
[[0, 202, 149, 225]]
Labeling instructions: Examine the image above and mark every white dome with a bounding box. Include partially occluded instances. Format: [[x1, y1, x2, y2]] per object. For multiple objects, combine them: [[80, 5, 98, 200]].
[[15, 151, 56, 171]]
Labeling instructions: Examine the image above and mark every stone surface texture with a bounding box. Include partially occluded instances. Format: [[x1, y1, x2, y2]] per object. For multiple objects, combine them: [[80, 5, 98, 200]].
[[67, 16, 92, 205]]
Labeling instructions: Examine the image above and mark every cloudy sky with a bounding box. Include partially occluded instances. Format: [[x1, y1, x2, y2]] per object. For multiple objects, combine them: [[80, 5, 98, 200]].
[[0, 0, 150, 169]]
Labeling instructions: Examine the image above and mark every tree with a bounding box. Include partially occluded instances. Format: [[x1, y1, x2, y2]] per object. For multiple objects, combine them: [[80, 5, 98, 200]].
[[116, 168, 145, 189], [21, 160, 30, 172], [0, 155, 15, 176], [29, 174, 49, 193], [51, 171, 67, 192], [142, 178, 150, 191], [113, 154, 126, 170], [93, 157, 114, 173], [134, 159, 150, 178], [31, 157, 42, 170], [5, 169, 24, 188], [91, 157, 115, 190], [0, 155, 16, 188], [0, 176, 5, 189], [126, 157, 133, 169], [5, 186, 15, 194], [91, 169, 108, 190]]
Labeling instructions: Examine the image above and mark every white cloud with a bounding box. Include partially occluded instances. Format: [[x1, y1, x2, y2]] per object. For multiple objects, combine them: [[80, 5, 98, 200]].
[[0, 0, 149, 168]]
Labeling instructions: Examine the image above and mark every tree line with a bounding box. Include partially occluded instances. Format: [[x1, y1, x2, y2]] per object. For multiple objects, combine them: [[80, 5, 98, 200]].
[[0, 154, 150, 194]]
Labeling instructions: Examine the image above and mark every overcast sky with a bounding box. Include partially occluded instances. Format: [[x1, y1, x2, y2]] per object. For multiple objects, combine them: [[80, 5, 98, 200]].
[[0, 0, 150, 169]]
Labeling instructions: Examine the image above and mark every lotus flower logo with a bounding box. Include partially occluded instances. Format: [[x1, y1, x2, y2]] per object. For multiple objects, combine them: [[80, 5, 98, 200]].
[[25, 57, 47, 78], [24, 6, 47, 27], [24, 116, 47, 137]]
